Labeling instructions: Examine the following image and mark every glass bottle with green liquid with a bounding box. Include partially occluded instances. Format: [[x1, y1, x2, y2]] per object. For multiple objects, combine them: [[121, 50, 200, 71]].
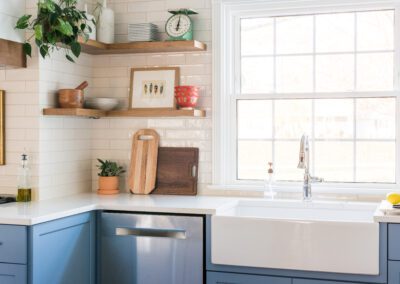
[[17, 153, 31, 202]]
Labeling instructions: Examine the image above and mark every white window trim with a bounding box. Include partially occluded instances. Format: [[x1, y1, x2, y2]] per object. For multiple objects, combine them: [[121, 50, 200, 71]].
[[212, 0, 400, 194]]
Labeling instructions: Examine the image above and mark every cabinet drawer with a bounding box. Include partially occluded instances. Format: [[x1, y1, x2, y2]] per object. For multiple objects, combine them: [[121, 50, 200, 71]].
[[0, 263, 27, 284], [389, 261, 400, 284], [0, 225, 27, 264], [389, 224, 400, 260], [294, 279, 362, 284], [207, 271, 291, 284]]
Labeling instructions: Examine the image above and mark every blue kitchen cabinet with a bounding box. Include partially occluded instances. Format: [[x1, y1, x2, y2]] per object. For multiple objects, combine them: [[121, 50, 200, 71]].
[[0, 263, 27, 284], [293, 279, 363, 284], [389, 224, 400, 261], [0, 224, 27, 284], [207, 271, 291, 284], [29, 212, 95, 284], [389, 261, 400, 284]]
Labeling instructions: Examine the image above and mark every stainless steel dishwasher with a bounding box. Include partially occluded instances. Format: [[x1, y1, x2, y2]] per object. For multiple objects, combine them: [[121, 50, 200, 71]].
[[100, 211, 204, 284]]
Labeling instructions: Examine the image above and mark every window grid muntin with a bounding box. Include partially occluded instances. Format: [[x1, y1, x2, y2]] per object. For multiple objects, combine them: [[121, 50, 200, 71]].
[[237, 9, 397, 184]]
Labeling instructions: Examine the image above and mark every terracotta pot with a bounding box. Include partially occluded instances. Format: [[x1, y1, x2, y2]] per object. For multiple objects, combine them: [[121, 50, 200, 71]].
[[58, 89, 84, 108], [98, 176, 119, 195]]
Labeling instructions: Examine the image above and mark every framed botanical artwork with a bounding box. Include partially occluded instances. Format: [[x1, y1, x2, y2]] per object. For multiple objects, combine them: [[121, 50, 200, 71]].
[[129, 67, 180, 109]]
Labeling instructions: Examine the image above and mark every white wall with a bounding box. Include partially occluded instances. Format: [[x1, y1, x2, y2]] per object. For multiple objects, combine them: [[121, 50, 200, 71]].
[[89, 0, 212, 193], [0, 1, 26, 42]]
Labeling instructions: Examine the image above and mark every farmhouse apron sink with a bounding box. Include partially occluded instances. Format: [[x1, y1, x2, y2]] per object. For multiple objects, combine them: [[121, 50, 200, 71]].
[[211, 199, 379, 275]]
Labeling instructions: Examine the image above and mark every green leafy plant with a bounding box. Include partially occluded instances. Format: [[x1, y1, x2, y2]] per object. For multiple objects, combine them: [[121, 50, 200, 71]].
[[15, 0, 95, 62], [97, 159, 125, 177]]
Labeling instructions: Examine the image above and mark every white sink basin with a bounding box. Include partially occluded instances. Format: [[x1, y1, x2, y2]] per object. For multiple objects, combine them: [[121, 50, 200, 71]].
[[211, 199, 379, 275]]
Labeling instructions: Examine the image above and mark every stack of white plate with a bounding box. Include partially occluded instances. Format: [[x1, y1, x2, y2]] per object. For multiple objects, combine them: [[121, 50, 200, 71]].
[[128, 23, 158, 42]]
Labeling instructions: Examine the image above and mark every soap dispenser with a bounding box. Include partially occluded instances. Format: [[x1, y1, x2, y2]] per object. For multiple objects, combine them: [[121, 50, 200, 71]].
[[17, 153, 31, 202], [265, 162, 275, 199]]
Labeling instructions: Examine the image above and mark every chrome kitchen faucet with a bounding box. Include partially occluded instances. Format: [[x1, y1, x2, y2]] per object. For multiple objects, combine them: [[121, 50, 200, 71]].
[[297, 134, 323, 201]]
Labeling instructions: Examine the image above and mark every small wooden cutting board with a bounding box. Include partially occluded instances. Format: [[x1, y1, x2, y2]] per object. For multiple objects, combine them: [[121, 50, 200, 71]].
[[152, 147, 199, 195], [128, 129, 159, 195]]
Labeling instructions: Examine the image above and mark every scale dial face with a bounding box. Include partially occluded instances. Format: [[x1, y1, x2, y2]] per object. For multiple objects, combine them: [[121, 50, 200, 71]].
[[166, 14, 191, 38]]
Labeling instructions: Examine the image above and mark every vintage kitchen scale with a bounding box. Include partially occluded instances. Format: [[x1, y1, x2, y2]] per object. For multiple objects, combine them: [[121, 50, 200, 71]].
[[165, 8, 198, 41]]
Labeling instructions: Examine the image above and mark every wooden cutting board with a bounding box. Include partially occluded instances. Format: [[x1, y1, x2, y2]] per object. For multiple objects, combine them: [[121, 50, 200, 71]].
[[152, 147, 199, 195], [128, 129, 159, 195]]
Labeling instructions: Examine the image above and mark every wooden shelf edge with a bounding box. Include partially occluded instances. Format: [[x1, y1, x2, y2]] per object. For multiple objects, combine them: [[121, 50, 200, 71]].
[[43, 108, 106, 118], [0, 39, 26, 68], [43, 108, 206, 118], [107, 109, 206, 117], [79, 39, 207, 55]]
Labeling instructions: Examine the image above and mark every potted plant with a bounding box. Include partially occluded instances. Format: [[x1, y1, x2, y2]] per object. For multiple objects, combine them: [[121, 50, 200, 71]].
[[15, 0, 95, 62], [97, 159, 125, 195]]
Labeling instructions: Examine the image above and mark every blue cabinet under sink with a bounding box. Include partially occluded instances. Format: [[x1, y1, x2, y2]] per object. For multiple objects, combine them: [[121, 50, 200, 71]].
[[207, 271, 291, 284]]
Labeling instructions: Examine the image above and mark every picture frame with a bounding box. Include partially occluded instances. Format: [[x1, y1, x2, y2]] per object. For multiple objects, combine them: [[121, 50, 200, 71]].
[[129, 67, 180, 109]]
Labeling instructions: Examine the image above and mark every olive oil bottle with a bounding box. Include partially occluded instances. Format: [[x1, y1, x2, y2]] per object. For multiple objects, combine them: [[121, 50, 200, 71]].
[[17, 153, 31, 202]]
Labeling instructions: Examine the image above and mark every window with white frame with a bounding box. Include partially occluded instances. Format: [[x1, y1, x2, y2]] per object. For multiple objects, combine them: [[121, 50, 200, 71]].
[[214, 1, 399, 188]]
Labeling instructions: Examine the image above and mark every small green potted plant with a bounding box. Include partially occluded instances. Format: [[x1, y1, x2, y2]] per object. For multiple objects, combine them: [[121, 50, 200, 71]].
[[15, 0, 95, 62], [97, 159, 125, 195]]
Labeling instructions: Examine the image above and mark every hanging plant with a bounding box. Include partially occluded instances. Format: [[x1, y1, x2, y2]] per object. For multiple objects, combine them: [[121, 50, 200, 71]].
[[15, 0, 94, 62]]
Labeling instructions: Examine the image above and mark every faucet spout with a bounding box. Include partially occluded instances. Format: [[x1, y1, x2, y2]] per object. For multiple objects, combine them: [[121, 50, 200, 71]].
[[297, 134, 308, 169], [297, 134, 322, 201]]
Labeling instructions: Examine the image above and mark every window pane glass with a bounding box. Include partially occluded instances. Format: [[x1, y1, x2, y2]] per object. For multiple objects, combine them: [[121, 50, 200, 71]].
[[316, 12, 355, 52], [315, 99, 354, 139], [238, 141, 272, 180], [356, 142, 395, 183], [356, 53, 393, 91], [314, 141, 354, 182], [275, 141, 302, 181], [241, 57, 274, 94], [238, 100, 272, 139], [275, 99, 312, 139], [241, 18, 274, 56], [276, 15, 313, 54], [276, 56, 313, 93], [356, 98, 395, 139], [316, 54, 354, 92], [357, 10, 394, 51]]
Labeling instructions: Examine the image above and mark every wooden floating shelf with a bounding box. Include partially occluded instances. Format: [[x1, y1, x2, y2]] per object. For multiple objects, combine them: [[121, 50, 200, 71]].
[[43, 108, 206, 118], [43, 108, 106, 118], [79, 39, 207, 55], [0, 38, 26, 68]]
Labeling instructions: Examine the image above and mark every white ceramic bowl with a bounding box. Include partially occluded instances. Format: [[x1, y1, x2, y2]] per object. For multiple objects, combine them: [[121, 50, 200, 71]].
[[85, 98, 119, 111]]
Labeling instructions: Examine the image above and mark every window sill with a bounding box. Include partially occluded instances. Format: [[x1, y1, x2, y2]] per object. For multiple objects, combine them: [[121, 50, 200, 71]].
[[207, 183, 397, 197]]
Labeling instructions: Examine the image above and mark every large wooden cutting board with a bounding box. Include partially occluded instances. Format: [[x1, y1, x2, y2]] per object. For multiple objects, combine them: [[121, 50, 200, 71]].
[[152, 147, 199, 195], [128, 129, 159, 195]]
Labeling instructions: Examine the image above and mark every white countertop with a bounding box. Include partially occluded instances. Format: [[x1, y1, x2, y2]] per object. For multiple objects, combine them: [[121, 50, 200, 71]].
[[0, 193, 396, 226], [0, 193, 238, 225], [373, 200, 400, 223]]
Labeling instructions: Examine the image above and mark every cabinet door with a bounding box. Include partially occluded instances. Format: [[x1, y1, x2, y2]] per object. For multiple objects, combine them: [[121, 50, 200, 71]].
[[389, 261, 400, 284], [0, 263, 27, 284], [30, 212, 95, 284], [207, 272, 291, 284]]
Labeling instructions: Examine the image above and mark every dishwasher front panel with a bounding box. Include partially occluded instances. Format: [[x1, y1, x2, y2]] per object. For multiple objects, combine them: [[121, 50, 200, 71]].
[[100, 212, 203, 284]]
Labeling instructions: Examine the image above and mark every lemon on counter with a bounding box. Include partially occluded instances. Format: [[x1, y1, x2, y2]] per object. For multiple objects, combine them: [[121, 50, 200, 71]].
[[386, 192, 400, 205]]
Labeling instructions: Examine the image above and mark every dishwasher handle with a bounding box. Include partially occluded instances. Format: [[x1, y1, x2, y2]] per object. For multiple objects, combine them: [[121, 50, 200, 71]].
[[116, 227, 187, 239]]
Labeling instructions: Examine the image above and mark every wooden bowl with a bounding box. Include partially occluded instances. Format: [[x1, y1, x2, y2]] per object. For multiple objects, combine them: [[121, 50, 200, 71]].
[[58, 89, 84, 108]]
